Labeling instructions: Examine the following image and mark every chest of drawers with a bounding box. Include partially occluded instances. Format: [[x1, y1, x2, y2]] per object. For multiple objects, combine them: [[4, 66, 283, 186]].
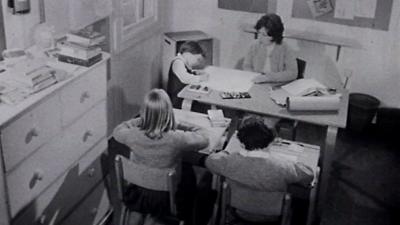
[[0, 54, 111, 225]]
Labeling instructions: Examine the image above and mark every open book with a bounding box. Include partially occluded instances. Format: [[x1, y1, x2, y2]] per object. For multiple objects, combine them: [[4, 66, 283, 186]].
[[281, 78, 327, 96]]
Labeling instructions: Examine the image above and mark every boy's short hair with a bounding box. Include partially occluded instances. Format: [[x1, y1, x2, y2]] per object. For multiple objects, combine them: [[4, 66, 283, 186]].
[[255, 13, 284, 44], [140, 89, 176, 139], [237, 116, 275, 150], [178, 41, 205, 57]]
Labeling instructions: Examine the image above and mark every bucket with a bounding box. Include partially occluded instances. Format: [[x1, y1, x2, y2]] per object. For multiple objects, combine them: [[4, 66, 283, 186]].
[[347, 93, 380, 132]]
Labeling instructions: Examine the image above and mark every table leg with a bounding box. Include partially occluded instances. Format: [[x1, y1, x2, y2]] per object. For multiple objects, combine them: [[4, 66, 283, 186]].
[[181, 99, 193, 111], [318, 126, 338, 215]]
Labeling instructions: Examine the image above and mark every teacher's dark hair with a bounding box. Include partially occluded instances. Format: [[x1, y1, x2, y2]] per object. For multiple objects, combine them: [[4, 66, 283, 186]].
[[255, 13, 284, 44], [237, 116, 275, 150]]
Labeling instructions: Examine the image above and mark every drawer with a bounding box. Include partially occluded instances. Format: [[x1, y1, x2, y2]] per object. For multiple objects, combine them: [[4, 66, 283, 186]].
[[60, 182, 110, 225], [12, 139, 108, 225], [60, 63, 107, 126], [7, 102, 107, 216], [2, 95, 62, 172]]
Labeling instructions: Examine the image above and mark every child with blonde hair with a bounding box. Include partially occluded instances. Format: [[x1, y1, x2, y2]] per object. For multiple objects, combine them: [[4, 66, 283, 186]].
[[113, 88, 210, 224]]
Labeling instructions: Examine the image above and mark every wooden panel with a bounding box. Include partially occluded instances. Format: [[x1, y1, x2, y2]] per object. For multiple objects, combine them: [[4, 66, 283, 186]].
[[60, 63, 107, 127], [2, 95, 62, 172], [218, 0, 276, 13], [60, 182, 110, 225], [7, 102, 107, 216], [292, 0, 393, 31], [12, 140, 108, 225]]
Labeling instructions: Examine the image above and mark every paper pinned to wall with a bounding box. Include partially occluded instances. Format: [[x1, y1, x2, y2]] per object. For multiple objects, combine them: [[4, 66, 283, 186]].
[[354, 0, 377, 18], [201, 66, 258, 92], [334, 0, 355, 20], [306, 0, 333, 18]]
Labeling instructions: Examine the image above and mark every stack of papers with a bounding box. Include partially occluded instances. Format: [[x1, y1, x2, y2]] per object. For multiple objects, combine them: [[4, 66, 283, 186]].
[[281, 78, 327, 96], [270, 78, 330, 107], [207, 109, 227, 127]]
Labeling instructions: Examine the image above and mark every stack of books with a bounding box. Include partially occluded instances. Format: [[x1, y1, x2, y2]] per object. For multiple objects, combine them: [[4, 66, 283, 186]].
[[13, 65, 63, 93], [57, 29, 105, 67]]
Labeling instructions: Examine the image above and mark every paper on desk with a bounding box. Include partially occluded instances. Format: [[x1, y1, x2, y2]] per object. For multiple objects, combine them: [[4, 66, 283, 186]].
[[269, 88, 289, 106], [201, 66, 258, 92], [281, 78, 327, 97], [271, 152, 298, 162]]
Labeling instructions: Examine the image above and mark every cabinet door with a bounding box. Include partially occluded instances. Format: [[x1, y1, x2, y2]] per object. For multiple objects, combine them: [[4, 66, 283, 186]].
[[60, 182, 110, 225], [12, 139, 108, 225], [2, 95, 62, 172], [60, 63, 107, 127], [7, 102, 107, 216]]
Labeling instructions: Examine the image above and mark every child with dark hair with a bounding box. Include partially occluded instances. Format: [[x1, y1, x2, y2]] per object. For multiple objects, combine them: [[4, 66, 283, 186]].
[[237, 115, 275, 150], [206, 115, 313, 223], [167, 41, 209, 108]]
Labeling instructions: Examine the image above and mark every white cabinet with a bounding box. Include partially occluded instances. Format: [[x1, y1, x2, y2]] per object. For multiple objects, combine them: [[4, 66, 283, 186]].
[[0, 54, 110, 225]]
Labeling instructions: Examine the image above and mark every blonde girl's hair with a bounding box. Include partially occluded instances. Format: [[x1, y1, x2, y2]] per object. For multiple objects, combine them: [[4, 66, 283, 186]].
[[140, 89, 176, 139]]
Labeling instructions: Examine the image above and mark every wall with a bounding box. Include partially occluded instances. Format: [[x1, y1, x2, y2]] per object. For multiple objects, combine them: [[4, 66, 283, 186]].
[[165, 0, 400, 107], [0, 1, 166, 133], [1, 0, 41, 48]]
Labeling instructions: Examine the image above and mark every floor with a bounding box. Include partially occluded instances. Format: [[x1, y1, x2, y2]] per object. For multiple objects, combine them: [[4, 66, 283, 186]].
[[295, 122, 400, 225]]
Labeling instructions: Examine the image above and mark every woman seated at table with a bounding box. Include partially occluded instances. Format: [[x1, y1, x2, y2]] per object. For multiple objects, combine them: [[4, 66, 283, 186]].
[[243, 13, 297, 83], [113, 88, 210, 225], [205, 115, 313, 223]]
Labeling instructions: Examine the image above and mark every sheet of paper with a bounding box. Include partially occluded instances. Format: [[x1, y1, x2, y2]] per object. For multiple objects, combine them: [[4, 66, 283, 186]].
[[334, 0, 355, 20], [354, 0, 377, 18], [201, 66, 258, 92], [306, 0, 333, 18], [271, 152, 298, 162]]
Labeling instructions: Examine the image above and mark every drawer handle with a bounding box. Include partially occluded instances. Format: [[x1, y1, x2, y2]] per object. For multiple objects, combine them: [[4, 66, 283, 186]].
[[29, 169, 44, 188], [82, 130, 93, 142], [33, 169, 44, 181], [80, 91, 90, 103], [87, 168, 96, 177], [25, 128, 39, 144]]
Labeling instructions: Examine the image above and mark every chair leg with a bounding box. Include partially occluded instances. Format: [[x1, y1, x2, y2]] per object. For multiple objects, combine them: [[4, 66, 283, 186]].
[[281, 194, 292, 225], [120, 206, 128, 225], [292, 121, 298, 141]]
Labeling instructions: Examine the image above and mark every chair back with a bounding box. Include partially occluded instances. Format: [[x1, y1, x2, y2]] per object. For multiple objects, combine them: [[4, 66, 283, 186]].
[[115, 155, 179, 215], [220, 181, 291, 225], [296, 58, 306, 79]]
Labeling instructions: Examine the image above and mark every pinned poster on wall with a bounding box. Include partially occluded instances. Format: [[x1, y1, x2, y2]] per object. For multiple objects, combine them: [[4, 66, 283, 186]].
[[292, 0, 393, 31], [218, 0, 277, 13]]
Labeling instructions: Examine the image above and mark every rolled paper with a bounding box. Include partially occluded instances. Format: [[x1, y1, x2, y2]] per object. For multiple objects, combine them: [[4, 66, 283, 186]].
[[286, 95, 341, 111]]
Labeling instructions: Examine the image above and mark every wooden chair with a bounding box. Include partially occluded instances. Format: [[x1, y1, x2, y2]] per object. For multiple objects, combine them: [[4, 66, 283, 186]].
[[114, 155, 184, 225], [276, 58, 306, 140], [306, 167, 320, 225], [219, 181, 292, 225]]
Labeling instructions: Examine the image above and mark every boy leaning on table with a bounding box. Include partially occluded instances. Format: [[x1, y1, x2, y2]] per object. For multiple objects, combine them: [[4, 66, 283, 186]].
[[205, 115, 313, 223]]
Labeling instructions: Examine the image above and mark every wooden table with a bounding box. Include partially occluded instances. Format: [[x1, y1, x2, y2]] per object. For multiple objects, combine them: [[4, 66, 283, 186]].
[[178, 67, 349, 213]]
